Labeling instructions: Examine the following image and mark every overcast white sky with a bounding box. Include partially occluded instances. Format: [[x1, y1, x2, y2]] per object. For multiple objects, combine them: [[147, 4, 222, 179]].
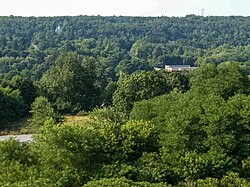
[[0, 0, 249, 17]]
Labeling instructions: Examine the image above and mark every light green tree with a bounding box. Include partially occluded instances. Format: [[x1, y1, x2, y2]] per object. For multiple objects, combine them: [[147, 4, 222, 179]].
[[29, 96, 61, 127]]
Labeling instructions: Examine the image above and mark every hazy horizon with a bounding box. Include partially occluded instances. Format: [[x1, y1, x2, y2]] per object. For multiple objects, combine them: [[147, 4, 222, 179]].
[[1, 0, 250, 17]]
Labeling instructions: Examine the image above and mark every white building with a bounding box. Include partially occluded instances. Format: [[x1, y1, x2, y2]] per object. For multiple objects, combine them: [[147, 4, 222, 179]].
[[164, 65, 196, 72], [55, 25, 62, 33]]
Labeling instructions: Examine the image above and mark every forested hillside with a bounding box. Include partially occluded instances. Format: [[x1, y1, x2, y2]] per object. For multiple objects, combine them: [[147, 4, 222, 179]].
[[1, 15, 250, 118], [1, 15, 250, 81], [1, 15, 250, 186]]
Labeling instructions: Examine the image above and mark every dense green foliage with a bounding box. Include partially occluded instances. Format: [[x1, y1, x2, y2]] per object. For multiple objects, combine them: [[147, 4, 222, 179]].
[[130, 62, 250, 185], [0, 86, 25, 126], [1, 15, 250, 82], [190, 62, 250, 99], [37, 52, 101, 113], [2, 15, 250, 186], [1, 62, 250, 186], [113, 70, 189, 115], [2, 15, 250, 123], [0, 15, 250, 78], [29, 96, 61, 127]]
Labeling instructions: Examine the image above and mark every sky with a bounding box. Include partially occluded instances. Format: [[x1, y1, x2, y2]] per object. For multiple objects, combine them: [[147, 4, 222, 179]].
[[0, 0, 250, 17]]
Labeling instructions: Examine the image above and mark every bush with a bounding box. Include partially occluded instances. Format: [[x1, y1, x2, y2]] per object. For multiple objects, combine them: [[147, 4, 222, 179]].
[[29, 96, 62, 128]]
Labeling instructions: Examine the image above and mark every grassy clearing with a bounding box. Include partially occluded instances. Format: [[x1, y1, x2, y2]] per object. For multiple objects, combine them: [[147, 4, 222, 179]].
[[63, 115, 90, 126], [0, 115, 91, 135]]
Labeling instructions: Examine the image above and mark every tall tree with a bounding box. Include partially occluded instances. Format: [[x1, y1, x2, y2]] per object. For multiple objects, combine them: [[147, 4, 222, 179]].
[[9, 74, 36, 111], [190, 62, 250, 99], [113, 70, 189, 115], [38, 52, 101, 113]]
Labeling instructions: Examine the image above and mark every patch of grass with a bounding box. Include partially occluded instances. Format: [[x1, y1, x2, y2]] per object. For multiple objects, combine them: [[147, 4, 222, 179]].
[[63, 115, 90, 126], [0, 115, 91, 135]]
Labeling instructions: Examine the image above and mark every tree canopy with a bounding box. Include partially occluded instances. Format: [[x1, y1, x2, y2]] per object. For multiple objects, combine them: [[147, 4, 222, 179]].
[[38, 52, 101, 113], [2, 15, 250, 186], [113, 70, 189, 115]]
